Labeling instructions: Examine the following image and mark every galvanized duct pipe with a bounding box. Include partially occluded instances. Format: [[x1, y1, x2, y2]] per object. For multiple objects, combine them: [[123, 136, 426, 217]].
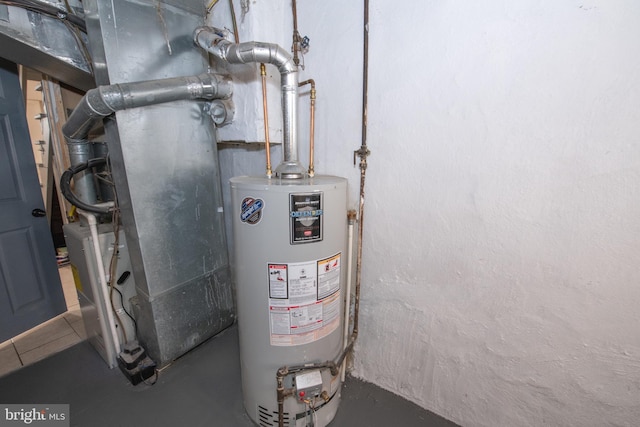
[[61, 73, 232, 212], [63, 73, 233, 144], [193, 26, 306, 179], [67, 141, 98, 206]]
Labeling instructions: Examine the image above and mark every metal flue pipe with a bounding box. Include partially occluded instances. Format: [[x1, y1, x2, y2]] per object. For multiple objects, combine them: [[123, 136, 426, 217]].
[[194, 26, 306, 179], [62, 73, 233, 144], [61, 73, 232, 212]]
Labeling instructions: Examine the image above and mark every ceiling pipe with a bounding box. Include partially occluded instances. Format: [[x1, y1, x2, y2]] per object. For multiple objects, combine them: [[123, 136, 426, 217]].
[[193, 26, 307, 179]]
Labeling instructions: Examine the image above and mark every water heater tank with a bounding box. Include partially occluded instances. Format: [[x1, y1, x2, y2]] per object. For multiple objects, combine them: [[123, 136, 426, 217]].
[[231, 175, 347, 427]]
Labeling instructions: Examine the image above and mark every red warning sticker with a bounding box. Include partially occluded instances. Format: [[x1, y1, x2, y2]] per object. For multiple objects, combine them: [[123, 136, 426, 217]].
[[267, 253, 342, 346], [268, 264, 288, 299]]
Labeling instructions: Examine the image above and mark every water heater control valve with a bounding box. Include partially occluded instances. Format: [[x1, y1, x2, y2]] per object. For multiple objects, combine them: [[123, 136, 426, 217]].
[[294, 370, 323, 402]]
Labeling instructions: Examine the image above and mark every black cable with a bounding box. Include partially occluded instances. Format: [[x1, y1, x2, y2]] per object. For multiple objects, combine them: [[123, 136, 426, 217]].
[[107, 207, 127, 343], [111, 285, 138, 337], [60, 157, 113, 215]]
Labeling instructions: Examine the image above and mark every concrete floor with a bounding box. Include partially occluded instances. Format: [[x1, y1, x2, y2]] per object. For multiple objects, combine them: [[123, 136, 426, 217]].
[[0, 325, 458, 427]]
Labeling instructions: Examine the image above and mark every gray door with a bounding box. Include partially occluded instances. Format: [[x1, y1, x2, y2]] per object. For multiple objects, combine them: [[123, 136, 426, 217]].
[[0, 58, 66, 342]]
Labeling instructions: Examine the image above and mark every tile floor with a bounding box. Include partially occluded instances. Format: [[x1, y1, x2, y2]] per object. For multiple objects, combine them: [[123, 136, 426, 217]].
[[0, 266, 86, 377]]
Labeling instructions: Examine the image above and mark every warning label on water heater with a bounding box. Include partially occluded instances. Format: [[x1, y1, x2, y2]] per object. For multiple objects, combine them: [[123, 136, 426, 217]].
[[268, 253, 341, 346]]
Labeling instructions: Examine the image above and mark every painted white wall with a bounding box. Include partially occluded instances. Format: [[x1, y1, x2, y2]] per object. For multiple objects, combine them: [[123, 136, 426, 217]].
[[217, 1, 640, 426], [207, 0, 286, 144]]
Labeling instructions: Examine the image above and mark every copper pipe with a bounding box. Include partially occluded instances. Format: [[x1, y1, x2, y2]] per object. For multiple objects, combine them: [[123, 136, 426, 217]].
[[353, 0, 370, 339], [272, 2, 370, 420], [228, 0, 240, 43], [298, 79, 316, 177], [291, 0, 301, 67], [261, 63, 272, 178], [194, 27, 305, 178], [309, 86, 315, 177]]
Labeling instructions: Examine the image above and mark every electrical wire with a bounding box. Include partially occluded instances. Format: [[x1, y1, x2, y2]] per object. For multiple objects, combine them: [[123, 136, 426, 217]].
[[87, 155, 134, 345], [62, 19, 94, 75], [107, 206, 127, 344], [0, 0, 86, 31], [304, 400, 311, 427], [311, 399, 317, 427], [97, 160, 151, 383], [111, 285, 138, 336], [103, 160, 139, 344], [303, 398, 318, 427], [94, 172, 114, 188], [0, 0, 93, 74], [62, 0, 72, 16], [206, 0, 219, 13], [94, 153, 116, 196]]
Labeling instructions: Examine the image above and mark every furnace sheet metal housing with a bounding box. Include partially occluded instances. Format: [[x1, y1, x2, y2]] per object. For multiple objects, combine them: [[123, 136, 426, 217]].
[[231, 175, 347, 427]]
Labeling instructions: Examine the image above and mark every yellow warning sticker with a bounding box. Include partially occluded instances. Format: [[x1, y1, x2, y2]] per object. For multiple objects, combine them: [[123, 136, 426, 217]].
[[71, 264, 83, 293]]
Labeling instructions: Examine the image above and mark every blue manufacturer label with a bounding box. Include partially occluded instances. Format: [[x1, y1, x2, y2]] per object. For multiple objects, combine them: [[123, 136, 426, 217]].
[[240, 197, 264, 225]]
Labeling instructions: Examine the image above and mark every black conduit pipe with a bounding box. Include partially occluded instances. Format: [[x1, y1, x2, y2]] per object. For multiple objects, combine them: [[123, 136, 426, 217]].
[[60, 158, 112, 215]]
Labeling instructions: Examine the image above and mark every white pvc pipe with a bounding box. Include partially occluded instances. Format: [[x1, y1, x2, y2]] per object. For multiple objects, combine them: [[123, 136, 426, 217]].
[[341, 216, 356, 382], [78, 208, 121, 358]]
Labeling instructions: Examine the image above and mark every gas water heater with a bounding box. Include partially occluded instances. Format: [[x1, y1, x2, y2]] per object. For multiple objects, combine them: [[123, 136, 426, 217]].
[[193, 26, 351, 426], [231, 176, 347, 427]]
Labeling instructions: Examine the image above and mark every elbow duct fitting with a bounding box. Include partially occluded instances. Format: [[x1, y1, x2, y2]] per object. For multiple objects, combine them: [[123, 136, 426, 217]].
[[62, 73, 233, 144], [61, 73, 233, 210], [194, 26, 306, 179]]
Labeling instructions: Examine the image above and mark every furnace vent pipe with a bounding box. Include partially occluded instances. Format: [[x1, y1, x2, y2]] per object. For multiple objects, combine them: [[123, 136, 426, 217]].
[[61, 73, 232, 212], [194, 26, 306, 179], [62, 73, 233, 144]]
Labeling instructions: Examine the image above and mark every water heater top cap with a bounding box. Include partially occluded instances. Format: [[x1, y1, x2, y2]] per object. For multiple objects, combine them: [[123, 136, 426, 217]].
[[274, 160, 307, 179]]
